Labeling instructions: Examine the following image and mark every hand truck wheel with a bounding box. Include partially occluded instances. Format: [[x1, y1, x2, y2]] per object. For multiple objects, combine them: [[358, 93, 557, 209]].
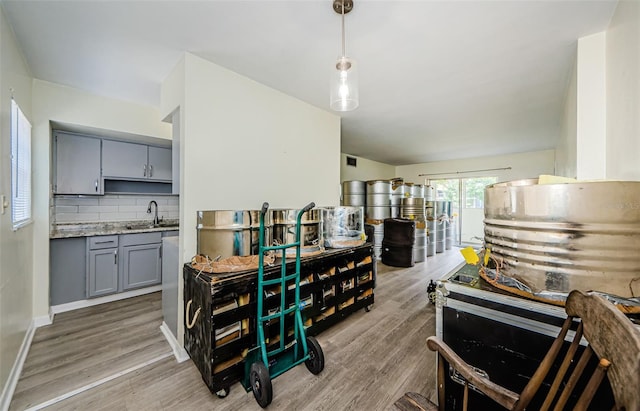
[[304, 336, 325, 375], [215, 386, 230, 398], [250, 362, 272, 408]]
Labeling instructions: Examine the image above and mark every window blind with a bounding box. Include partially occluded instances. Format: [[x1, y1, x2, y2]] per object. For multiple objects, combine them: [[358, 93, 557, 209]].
[[11, 98, 32, 229]]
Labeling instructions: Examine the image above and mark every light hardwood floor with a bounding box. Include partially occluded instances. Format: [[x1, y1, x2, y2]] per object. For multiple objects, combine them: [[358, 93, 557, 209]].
[[11, 249, 464, 411]]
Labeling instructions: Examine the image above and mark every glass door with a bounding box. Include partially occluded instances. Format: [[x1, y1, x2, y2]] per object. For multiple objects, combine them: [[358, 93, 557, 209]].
[[461, 177, 496, 245], [431, 176, 497, 246]]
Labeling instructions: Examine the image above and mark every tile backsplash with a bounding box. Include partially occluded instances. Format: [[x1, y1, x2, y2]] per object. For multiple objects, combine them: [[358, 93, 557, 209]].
[[52, 194, 179, 224]]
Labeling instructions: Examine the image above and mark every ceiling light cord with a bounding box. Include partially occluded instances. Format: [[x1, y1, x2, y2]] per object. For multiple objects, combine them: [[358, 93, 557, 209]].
[[341, 0, 346, 57]]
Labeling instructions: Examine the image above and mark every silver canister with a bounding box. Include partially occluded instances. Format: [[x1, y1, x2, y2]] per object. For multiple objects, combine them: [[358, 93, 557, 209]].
[[197, 210, 272, 259]]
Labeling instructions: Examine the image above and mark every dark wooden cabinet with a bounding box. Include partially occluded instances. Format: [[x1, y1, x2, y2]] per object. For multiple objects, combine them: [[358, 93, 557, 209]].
[[184, 244, 375, 394]]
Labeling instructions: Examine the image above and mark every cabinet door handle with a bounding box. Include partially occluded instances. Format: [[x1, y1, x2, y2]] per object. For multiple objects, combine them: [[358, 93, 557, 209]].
[[95, 180, 98, 192], [143, 164, 147, 177], [114, 250, 118, 264], [149, 165, 153, 177]]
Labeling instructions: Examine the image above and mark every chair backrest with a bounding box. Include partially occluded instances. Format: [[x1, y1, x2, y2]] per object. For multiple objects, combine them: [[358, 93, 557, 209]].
[[514, 290, 640, 411], [564, 290, 640, 411]]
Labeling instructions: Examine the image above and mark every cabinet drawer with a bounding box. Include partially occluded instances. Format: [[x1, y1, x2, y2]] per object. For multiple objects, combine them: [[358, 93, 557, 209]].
[[120, 232, 162, 246], [88, 235, 119, 250]]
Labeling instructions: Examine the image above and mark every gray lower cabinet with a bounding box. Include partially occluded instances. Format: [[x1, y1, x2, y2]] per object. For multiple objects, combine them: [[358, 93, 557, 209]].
[[87, 235, 119, 297], [50, 237, 87, 305], [50, 231, 170, 305], [120, 232, 162, 291], [88, 249, 119, 297]]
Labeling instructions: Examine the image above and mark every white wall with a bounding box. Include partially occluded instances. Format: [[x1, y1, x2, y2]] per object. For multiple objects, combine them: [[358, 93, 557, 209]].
[[395, 150, 555, 184], [576, 32, 607, 180], [161, 52, 341, 348], [556, 57, 577, 178], [606, 0, 640, 180], [31, 80, 171, 319], [0, 4, 33, 403], [340, 153, 395, 182]]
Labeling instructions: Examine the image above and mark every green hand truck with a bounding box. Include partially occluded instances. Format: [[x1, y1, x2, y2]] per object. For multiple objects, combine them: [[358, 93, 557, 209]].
[[241, 202, 325, 408]]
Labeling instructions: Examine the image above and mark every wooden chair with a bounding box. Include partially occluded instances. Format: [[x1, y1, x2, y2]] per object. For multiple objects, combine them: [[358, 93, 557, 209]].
[[394, 290, 640, 411]]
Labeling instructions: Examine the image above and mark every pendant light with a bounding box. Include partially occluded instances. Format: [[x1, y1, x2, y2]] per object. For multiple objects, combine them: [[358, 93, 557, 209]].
[[330, 0, 359, 112]]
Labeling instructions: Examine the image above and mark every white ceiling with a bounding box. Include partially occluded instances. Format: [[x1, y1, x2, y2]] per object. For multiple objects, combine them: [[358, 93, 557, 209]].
[[2, 0, 617, 165]]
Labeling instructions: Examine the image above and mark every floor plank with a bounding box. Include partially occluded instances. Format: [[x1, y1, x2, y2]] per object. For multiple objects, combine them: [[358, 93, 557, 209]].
[[9, 292, 171, 410], [11, 249, 464, 410]]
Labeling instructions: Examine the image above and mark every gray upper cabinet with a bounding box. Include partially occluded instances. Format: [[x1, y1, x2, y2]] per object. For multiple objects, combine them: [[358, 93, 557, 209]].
[[54, 132, 102, 195], [148, 146, 172, 181], [102, 140, 148, 180], [103, 140, 171, 182]]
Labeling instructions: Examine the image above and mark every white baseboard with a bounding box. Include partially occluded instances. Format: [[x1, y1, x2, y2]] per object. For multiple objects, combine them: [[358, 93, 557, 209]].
[[51, 285, 162, 316], [0, 320, 37, 411], [159, 322, 189, 363], [32, 312, 53, 328]]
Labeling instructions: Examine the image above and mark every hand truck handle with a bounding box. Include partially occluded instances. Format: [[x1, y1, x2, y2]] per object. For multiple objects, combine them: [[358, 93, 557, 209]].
[[260, 202, 269, 218], [301, 202, 315, 214]]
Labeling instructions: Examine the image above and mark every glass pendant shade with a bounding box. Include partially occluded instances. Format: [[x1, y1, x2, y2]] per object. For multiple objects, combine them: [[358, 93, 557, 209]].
[[330, 56, 359, 112]]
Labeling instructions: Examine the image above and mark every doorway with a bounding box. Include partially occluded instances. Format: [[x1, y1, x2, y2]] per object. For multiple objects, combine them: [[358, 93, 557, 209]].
[[430, 176, 497, 246]]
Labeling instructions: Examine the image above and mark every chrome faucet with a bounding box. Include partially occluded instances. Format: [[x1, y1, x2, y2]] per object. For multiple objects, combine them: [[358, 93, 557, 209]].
[[147, 200, 160, 225]]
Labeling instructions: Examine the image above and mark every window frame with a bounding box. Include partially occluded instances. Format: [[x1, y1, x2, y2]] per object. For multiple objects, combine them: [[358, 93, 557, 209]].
[[10, 98, 33, 230]]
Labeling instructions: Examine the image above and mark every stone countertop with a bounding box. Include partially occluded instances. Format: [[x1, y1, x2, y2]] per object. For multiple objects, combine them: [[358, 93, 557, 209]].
[[50, 219, 179, 239]]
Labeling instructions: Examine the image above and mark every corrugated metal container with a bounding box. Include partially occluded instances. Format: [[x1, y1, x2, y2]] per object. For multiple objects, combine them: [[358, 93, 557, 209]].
[[484, 179, 640, 300], [341, 180, 366, 206], [366, 179, 391, 220], [197, 210, 272, 259], [272, 208, 323, 254]]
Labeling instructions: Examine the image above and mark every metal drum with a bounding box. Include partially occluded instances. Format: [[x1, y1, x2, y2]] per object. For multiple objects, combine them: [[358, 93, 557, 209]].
[[427, 218, 437, 256], [342, 180, 366, 195], [342, 180, 366, 206], [424, 185, 435, 201], [391, 180, 406, 218], [272, 208, 323, 255], [367, 220, 384, 259], [435, 200, 452, 218], [444, 216, 457, 250], [197, 210, 272, 259], [411, 184, 425, 199], [322, 206, 365, 248], [436, 217, 447, 253], [413, 221, 427, 263], [425, 201, 435, 218], [342, 194, 365, 207], [366, 179, 391, 221], [401, 197, 425, 220], [484, 179, 640, 302]]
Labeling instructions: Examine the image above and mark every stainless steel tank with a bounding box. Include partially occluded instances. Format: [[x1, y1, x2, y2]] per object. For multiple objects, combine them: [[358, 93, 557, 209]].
[[484, 179, 640, 300], [272, 208, 323, 254], [197, 210, 272, 259], [401, 197, 425, 220], [391, 180, 406, 218], [366, 179, 391, 221], [342, 180, 366, 207]]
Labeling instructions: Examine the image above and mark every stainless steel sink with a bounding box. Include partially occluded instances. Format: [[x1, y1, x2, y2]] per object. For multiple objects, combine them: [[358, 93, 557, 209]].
[[122, 221, 178, 231]]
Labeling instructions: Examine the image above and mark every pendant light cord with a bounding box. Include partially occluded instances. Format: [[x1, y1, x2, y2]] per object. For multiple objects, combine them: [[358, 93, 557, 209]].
[[341, 0, 346, 57]]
